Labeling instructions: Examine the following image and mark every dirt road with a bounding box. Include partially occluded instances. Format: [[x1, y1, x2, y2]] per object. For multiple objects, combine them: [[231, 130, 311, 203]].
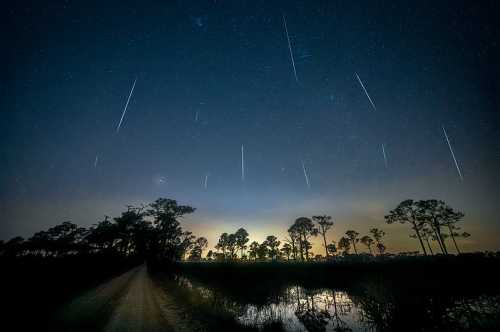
[[52, 264, 193, 332]]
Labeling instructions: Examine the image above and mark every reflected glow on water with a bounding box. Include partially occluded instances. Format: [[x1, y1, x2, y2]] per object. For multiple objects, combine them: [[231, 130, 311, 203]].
[[239, 288, 362, 332], [174, 275, 500, 332]]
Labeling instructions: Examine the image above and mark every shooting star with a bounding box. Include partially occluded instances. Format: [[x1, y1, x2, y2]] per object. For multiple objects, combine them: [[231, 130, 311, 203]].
[[241, 145, 245, 181], [301, 160, 311, 189], [282, 14, 299, 83], [204, 174, 209, 189], [116, 77, 137, 133], [442, 125, 463, 181], [381, 144, 388, 169], [94, 154, 99, 168], [355, 72, 377, 111]]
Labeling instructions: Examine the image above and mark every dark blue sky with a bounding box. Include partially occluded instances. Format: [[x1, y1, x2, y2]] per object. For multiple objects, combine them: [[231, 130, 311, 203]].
[[2, 1, 499, 251]]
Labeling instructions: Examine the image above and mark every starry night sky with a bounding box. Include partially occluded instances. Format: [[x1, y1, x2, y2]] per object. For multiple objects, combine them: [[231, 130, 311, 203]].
[[2, 0, 500, 252]]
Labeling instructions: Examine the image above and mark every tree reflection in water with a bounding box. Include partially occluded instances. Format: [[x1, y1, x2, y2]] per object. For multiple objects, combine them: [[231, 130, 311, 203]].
[[238, 287, 358, 331], [172, 275, 500, 332]]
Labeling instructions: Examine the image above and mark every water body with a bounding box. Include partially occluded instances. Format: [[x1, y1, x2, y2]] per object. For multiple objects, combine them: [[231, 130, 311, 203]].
[[168, 274, 500, 332]]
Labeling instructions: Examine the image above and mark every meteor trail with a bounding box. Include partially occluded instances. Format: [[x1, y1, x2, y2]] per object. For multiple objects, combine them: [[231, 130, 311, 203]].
[[282, 14, 298, 83], [442, 125, 463, 181], [94, 154, 99, 168], [116, 78, 137, 133], [381, 144, 388, 169], [241, 145, 245, 181], [355, 72, 377, 111], [301, 160, 310, 189], [204, 174, 208, 189]]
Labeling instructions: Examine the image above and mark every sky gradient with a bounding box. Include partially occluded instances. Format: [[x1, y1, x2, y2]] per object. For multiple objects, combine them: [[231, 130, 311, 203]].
[[2, 0, 500, 253]]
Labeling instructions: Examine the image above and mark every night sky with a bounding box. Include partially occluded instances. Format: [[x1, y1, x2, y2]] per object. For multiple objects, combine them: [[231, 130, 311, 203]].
[[2, 1, 500, 252]]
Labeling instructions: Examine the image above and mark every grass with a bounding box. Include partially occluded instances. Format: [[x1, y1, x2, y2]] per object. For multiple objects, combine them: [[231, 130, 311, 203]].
[[174, 253, 500, 295], [152, 270, 286, 332]]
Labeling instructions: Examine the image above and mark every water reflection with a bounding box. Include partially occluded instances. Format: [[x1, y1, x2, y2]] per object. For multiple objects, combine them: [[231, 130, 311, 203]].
[[173, 275, 500, 332], [240, 288, 357, 332]]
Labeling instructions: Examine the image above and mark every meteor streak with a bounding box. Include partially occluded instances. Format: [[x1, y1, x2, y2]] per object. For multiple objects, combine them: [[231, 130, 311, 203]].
[[283, 14, 298, 83], [355, 72, 377, 111], [204, 174, 208, 189], [442, 126, 463, 181], [381, 144, 388, 168], [94, 154, 99, 168], [301, 160, 310, 189], [116, 77, 137, 133]]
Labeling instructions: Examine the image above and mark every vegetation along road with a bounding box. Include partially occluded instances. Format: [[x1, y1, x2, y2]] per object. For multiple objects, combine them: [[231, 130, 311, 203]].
[[53, 264, 192, 332]]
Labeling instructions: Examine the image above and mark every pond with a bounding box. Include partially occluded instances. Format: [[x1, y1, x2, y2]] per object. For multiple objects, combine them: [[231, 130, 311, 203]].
[[169, 274, 500, 332]]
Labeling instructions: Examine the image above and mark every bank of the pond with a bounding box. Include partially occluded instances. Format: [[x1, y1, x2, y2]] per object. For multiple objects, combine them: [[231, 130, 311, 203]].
[[159, 255, 500, 332], [172, 253, 500, 294], [152, 270, 286, 331]]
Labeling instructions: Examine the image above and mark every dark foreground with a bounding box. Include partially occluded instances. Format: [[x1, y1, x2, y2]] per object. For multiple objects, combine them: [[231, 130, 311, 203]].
[[51, 264, 194, 332], [3, 255, 500, 332]]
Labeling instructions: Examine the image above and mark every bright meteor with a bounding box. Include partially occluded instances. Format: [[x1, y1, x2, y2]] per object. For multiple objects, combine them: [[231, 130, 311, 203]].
[[301, 160, 310, 189], [283, 14, 298, 83], [381, 144, 388, 169], [116, 77, 137, 133], [442, 125, 463, 181], [355, 72, 377, 111]]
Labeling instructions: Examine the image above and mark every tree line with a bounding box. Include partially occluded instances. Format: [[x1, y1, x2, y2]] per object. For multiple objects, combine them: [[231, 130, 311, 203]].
[[207, 199, 470, 261], [0, 198, 470, 262], [0, 198, 203, 262]]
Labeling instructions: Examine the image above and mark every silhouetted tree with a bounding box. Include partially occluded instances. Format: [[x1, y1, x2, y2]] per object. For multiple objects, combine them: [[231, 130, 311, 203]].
[[24, 221, 90, 257], [147, 198, 195, 261], [369, 228, 386, 255], [326, 241, 337, 257], [338, 236, 351, 255], [345, 230, 360, 255], [285, 232, 300, 260], [226, 233, 238, 259], [416, 200, 449, 254], [303, 240, 312, 258], [188, 237, 208, 260], [360, 235, 374, 255], [215, 233, 229, 259], [376, 243, 386, 255], [313, 215, 334, 258], [234, 228, 249, 258], [411, 226, 434, 255], [179, 231, 196, 259], [264, 235, 281, 260], [385, 199, 428, 255], [289, 217, 318, 260], [257, 242, 268, 260], [248, 241, 259, 260], [417, 200, 465, 255], [86, 216, 118, 252], [281, 243, 292, 260], [114, 207, 147, 256], [440, 206, 467, 254]]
